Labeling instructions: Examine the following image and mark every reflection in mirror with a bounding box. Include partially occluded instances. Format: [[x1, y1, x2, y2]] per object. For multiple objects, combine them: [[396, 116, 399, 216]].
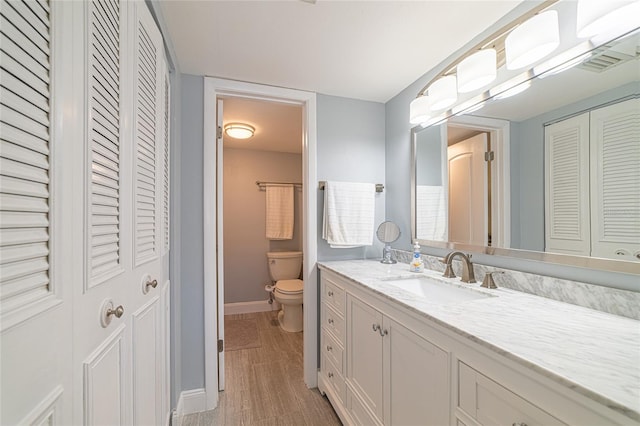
[[412, 29, 640, 273]]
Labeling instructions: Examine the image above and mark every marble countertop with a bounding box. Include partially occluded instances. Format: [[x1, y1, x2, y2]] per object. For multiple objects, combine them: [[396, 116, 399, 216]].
[[318, 260, 640, 422]]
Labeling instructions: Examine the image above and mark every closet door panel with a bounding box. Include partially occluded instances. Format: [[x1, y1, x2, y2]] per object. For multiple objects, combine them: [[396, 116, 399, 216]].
[[590, 98, 640, 261], [544, 113, 590, 256]]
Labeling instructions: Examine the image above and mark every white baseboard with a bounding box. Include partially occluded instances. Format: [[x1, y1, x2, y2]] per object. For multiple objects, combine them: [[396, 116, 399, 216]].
[[176, 388, 207, 419], [224, 299, 279, 315]]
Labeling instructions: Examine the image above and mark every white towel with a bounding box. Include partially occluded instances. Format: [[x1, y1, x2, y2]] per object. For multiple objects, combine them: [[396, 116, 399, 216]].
[[322, 181, 375, 248], [266, 185, 294, 240], [416, 185, 447, 241]]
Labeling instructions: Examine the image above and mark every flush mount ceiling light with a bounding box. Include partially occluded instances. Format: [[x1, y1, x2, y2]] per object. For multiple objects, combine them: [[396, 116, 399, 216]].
[[429, 75, 457, 111], [505, 10, 560, 70], [456, 49, 497, 93], [577, 0, 640, 43], [224, 123, 255, 139], [409, 95, 431, 125]]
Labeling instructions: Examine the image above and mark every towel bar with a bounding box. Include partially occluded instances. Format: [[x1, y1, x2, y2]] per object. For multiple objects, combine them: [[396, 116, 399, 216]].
[[318, 181, 384, 193]]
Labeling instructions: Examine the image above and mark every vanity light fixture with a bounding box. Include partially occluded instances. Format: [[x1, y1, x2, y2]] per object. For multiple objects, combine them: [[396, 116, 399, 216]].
[[505, 10, 560, 70], [224, 123, 255, 139], [429, 75, 458, 111], [409, 95, 431, 125], [456, 49, 497, 93], [577, 0, 640, 43]]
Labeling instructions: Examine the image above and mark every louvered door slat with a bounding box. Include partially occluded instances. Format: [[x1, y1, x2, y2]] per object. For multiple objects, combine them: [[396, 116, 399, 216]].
[[0, 1, 50, 316], [86, 0, 122, 286], [134, 9, 161, 266], [591, 99, 640, 260]]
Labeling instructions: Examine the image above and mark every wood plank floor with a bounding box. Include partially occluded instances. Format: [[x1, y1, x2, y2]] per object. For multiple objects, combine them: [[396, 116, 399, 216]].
[[181, 311, 341, 426]]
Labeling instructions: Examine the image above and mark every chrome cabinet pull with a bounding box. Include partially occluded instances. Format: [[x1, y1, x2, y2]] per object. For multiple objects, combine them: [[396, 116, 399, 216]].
[[328, 318, 334, 324], [372, 324, 381, 333], [512, 423, 527, 426], [326, 345, 332, 352], [328, 290, 334, 296], [328, 372, 334, 378], [379, 328, 388, 337]]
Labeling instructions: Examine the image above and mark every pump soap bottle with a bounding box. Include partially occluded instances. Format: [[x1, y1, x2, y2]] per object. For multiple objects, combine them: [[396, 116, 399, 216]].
[[410, 241, 424, 272]]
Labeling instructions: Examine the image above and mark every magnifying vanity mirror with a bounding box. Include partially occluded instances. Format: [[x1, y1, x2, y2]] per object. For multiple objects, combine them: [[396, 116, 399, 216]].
[[411, 2, 639, 275], [377, 221, 401, 264]]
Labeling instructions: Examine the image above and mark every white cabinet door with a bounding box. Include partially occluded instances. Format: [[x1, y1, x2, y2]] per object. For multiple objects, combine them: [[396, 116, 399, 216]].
[[384, 316, 449, 426], [590, 98, 640, 262], [544, 112, 590, 255], [346, 293, 384, 423]]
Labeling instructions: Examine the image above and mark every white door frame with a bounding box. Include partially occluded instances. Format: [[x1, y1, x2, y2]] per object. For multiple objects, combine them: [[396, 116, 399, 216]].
[[203, 77, 318, 409], [448, 115, 511, 248]]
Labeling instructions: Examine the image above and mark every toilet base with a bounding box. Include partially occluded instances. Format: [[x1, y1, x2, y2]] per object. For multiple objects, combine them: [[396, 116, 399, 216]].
[[277, 304, 303, 333]]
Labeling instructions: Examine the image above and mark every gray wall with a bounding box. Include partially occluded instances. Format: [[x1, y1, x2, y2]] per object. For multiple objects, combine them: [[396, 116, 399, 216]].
[[317, 94, 386, 261], [223, 148, 303, 304], [384, 6, 640, 290], [511, 82, 639, 251], [178, 74, 206, 392]]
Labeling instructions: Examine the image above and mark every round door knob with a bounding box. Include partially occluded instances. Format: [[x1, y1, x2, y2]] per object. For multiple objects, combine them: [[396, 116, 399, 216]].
[[146, 279, 158, 290], [100, 299, 124, 328], [108, 305, 124, 318]]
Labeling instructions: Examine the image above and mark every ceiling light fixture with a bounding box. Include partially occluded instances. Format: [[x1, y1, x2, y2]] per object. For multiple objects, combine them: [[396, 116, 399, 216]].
[[577, 0, 640, 45], [456, 49, 497, 93], [428, 75, 457, 111], [224, 123, 255, 139], [409, 95, 431, 125], [505, 10, 560, 70]]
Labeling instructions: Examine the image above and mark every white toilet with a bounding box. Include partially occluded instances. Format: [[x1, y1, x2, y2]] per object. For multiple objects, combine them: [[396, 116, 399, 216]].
[[267, 251, 303, 332]]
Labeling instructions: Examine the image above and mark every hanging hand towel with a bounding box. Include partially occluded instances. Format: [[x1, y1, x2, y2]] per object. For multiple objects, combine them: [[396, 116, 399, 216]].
[[322, 181, 375, 248], [416, 185, 447, 241], [266, 185, 294, 240]]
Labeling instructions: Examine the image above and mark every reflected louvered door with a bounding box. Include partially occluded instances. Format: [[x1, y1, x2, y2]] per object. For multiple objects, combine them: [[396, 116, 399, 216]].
[[544, 112, 591, 256], [590, 99, 640, 261]]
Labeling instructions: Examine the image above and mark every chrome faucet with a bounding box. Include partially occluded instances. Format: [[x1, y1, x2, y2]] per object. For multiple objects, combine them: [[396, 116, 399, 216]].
[[441, 251, 476, 283]]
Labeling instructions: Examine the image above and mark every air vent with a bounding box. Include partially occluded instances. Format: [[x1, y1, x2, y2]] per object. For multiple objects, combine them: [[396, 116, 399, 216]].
[[577, 35, 640, 73]]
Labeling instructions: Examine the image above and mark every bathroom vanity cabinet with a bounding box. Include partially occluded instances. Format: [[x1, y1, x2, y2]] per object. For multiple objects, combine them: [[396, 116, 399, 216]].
[[317, 267, 636, 426]]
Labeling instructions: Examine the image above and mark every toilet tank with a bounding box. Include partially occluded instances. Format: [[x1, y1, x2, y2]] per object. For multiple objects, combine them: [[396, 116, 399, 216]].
[[267, 251, 303, 281]]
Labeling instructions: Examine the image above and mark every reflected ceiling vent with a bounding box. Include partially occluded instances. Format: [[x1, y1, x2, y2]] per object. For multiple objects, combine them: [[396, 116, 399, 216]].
[[577, 34, 640, 73]]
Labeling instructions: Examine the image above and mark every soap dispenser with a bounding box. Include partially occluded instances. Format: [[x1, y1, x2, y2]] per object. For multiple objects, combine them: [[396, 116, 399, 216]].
[[410, 242, 424, 272]]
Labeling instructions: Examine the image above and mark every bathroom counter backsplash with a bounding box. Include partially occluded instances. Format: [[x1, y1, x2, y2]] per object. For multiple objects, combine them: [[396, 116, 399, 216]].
[[318, 259, 640, 422], [392, 249, 640, 320]]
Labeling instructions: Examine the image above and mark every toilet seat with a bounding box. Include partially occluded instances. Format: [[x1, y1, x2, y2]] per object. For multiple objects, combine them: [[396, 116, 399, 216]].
[[275, 279, 303, 294]]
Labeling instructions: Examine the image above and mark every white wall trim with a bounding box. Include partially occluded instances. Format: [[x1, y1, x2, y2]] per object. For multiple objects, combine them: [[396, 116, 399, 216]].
[[204, 77, 318, 411], [175, 388, 207, 418], [224, 300, 278, 315]]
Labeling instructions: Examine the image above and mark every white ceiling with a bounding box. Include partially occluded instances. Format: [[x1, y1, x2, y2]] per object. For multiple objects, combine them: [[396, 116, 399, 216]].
[[160, 0, 521, 103], [222, 97, 303, 154]]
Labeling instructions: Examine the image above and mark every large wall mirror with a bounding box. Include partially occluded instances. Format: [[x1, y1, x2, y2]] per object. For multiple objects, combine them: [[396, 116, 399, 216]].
[[411, 2, 639, 275]]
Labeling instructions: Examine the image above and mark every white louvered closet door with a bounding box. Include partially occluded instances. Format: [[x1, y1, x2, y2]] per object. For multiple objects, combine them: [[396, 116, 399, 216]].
[[1, 0, 72, 424], [73, 1, 169, 424], [544, 112, 591, 256], [590, 98, 640, 262]]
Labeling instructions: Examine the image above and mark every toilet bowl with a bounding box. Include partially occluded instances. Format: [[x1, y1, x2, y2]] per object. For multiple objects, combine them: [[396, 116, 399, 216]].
[[267, 251, 303, 332]]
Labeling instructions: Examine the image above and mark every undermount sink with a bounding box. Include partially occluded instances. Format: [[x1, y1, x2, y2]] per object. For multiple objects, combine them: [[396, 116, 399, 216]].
[[382, 276, 492, 304]]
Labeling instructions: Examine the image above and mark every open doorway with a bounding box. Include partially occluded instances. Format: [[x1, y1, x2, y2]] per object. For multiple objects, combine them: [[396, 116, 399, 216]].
[[203, 78, 318, 411]]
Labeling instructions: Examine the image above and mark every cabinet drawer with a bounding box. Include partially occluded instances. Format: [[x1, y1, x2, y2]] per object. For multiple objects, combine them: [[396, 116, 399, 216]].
[[458, 362, 565, 426], [322, 328, 344, 373], [321, 353, 346, 404], [322, 275, 345, 314], [321, 302, 345, 343], [346, 386, 383, 426]]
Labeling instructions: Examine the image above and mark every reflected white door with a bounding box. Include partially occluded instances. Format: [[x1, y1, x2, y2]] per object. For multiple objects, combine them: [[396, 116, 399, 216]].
[[448, 133, 488, 246]]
